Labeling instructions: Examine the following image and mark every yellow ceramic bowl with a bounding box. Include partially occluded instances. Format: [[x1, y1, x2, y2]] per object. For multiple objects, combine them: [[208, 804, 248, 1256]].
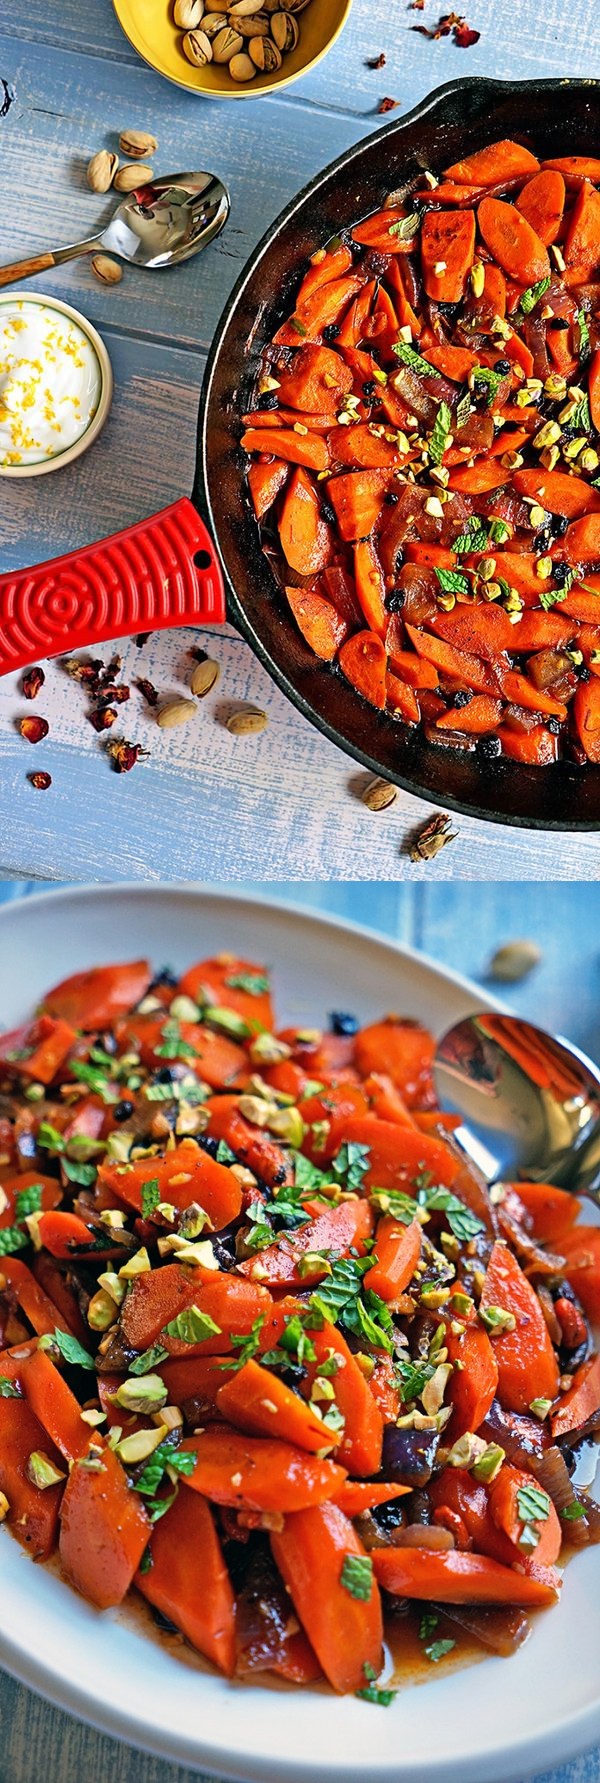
[[112, 0, 353, 99]]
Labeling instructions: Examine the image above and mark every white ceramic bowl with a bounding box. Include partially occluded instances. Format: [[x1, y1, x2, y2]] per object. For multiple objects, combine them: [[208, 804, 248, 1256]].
[[0, 883, 598, 1783], [0, 292, 113, 478]]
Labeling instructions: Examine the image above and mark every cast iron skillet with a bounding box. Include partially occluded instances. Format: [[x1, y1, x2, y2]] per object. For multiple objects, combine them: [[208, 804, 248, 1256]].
[[1, 76, 598, 829]]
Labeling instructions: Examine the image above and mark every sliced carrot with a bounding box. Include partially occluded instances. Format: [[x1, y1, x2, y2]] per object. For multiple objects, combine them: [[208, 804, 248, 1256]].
[[271, 1503, 384, 1693], [0, 1170, 61, 1234], [489, 1463, 561, 1567], [496, 668, 567, 719], [405, 624, 499, 695], [204, 1094, 293, 1188], [59, 1444, 150, 1609], [136, 1486, 236, 1675], [241, 428, 329, 474], [432, 602, 514, 658], [248, 458, 288, 520], [338, 630, 387, 708], [386, 673, 420, 723], [237, 1196, 372, 1289], [403, 542, 455, 570], [515, 169, 566, 245], [477, 197, 550, 285], [274, 275, 365, 347], [508, 610, 575, 651], [542, 155, 600, 183], [181, 943, 272, 1022], [422, 340, 478, 382], [181, 1426, 346, 1512], [510, 1181, 580, 1245], [120, 1260, 271, 1355], [354, 1016, 435, 1107], [447, 461, 509, 495], [285, 584, 349, 661], [295, 243, 354, 306], [561, 514, 600, 566], [564, 181, 600, 282], [333, 1481, 409, 1517], [216, 1357, 339, 1454], [0, 1258, 73, 1338], [480, 1240, 560, 1413], [279, 466, 332, 576], [512, 466, 600, 520], [557, 1224, 600, 1318], [98, 1138, 242, 1229], [327, 423, 402, 471], [385, 624, 439, 687], [118, 1012, 246, 1086], [445, 140, 540, 187], [20, 1347, 91, 1463], [498, 724, 558, 765], [0, 1015, 76, 1086], [421, 209, 476, 303], [589, 348, 600, 433], [551, 1352, 600, 1438], [340, 1113, 461, 1192], [301, 1322, 384, 1477], [445, 1320, 498, 1439], [328, 469, 391, 542], [436, 694, 503, 734], [35, 1210, 94, 1260], [363, 1215, 422, 1302], [42, 961, 150, 1031], [372, 1545, 559, 1606], [275, 342, 353, 415], [351, 207, 416, 253], [354, 538, 387, 635], [0, 1397, 64, 1560]]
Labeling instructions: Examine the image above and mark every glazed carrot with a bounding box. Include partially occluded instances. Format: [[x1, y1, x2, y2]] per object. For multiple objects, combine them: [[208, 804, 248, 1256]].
[[354, 1016, 435, 1106], [404, 625, 500, 695], [237, 1196, 373, 1288], [278, 466, 332, 575], [421, 209, 476, 303], [515, 169, 566, 245], [574, 675, 600, 762], [120, 1260, 271, 1354], [479, 262, 507, 318], [354, 538, 388, 635], [560, 514, 600, 565], [31, 1253, 89, 1343], [297, 1080, 369, 1159], [0, 1170, 61, 1232], [59, 1443, 151, 1609], [204, 1095, 293, 1188], [563, 181, 600, 281], [42, 961, 151, 1031], [363, 1216, 422, 1302], [319, 564, 362, 628], [542, 155, 600, 183], [496, 669, 567, 720], [488, 1464, 562, 1567], [403, 542, 455, 571], [274, 275, 366, 347], [551, 1352, 600, 1438], [328, 470, 391, 542], [20, 1347, 91, 1462], [241, 428, 329, 474], [445, 140, 540, 187], [301, 1323, 384, 1476], [556, 1225, 600, 1319], [339, 1113, 461, 1192], [0, 1397, 65, 1560], [509, 1181, 580, 1245], [424, 341, 478, 382], [295, 243, 354, 306], [372, 1545, 559, 1606], [35, 1210, 94, 1259], [216, 1357, 340, 1454], [338, 630, 387, 708], [386, 674, 420, 723], [445, 1320, 498, 1440], [432, 603, 514, 658], [136, 1486, 236, 1675], [502, 611, 574, 651], [285, 584, 349, 661], [156, 1353, 233, 1410], [385, 625, 440, 687], [477, 197, 550, 285], [336, 280, 377, 350], [0, 1015, 76, 1086], [98, 1139, 242, 1229], [363, 1071, 418, 1126], [328, 424, 403, 470], [333, 1481, 409, 1516], [589, 348, 600, 433], [351, 206, 417, 252], [181, 1426, 346, 1512], [271, 1503, 384, 1693], [512, 466, 600, 519], [248, 458, 288, 520], [480, 1240, 560, 1412], [436, 694, 503, 734], [0, 1258, 73, 1338], [178, 953, 273, 1028], [120, 1013, 246, 1086], [447, 461, 509, 495]]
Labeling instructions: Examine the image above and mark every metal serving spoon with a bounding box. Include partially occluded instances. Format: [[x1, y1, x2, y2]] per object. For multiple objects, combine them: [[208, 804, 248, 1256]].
[[434, 1012, 600, 1206], [0, 171, 230, 289]]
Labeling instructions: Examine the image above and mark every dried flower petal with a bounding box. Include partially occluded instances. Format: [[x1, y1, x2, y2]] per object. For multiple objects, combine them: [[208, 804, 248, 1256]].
[[135, 632, 152, 647], [98, 655, 123, 688], [89, 705, 118, 732], [454, 21, 480, 44], [378, 97, 399, 112], [21, 666, 45, 700], [106, 738, 148, 773], [28, 771, 52, 791], [410, 814, 458, 862], [96, 685, 130, 706], [64, 657, 104, 685], [18, 715, 49, 745], [366, 52, 386, 67], [136, 678, 159, 707]]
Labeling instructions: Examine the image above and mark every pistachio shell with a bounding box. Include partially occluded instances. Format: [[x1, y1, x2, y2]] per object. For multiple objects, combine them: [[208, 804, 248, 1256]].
[[225, 704, 267, 731], [87, 150, 119, 194], [113, 163, 153, 192], [173, 0, 203, 22], [157, 698, 199, 728], [361, 777, 397, 812], [488, 940, 542, 982], [181, 26, 213, 61], [249, 32, 282, 67], [236, 10, 269, 33], [228, 50, 257, 78], [212, 23, 244, 58], [189, 656, 221, 696], [91, 254, 122, 286], [228, 0, 264, 12], [270, 9, 299, 49], [202, 10, 228, 31], [118, 128, 158, 158]]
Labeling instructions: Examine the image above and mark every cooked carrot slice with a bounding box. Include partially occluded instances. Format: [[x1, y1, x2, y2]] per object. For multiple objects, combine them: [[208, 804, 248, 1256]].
[[42, 961, 150, 1030], [436, 694, 503, 734], [552, 1352, 600, 1437], [445, 1320, 498, 1440], [279, 466, 332, 575], [477, 197, 550, 285], [488, 1464, 562, 1566], [480, 1240, 560, 1412], [573, 676, 600, 762], [354, 538, 387, 635], [542, 155, 600, 183], [276, 343, 353, 415], [421, 209, 476, 303], [515, 168, 565, 246], [328, 469, 391, 542], [445, 140, 540, 187], [497, 724, 558, 765], [273, 275, 365, 347], [338, 630, 387, 707], [248, 458, 288, 520], [386, 673, 420, 723], [423, 340, 478, 382], [295, 242, 354, 306], [136, 1486, 236, 1675], [363, 1216, 422, 1302], [497, 668, 567, 719], [241, 428, 329, 474], [564, 181, 600, 281], [405, 625, 499, 695], [181, 1426, 346, 1512], [560, 514, 600, 565], [216, 1358, 338, 1453], [512, 466, 600, 520], [432, 603, 514, 658], [271, 1504, 384, 1694], [448, 461, 509, 495], [285, 584, 349, 661], [351, 207, 417, 253], [372, 1546, 559, 1607], [327, 423, 403, 470]]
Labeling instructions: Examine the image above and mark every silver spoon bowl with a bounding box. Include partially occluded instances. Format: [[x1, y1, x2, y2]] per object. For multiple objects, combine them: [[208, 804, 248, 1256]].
[[0, 171, 230, 288], [434, 1012, 600, 1205]]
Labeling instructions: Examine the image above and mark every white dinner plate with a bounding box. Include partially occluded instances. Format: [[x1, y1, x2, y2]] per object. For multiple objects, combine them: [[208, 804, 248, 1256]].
[[0, 884, 598, 1783]]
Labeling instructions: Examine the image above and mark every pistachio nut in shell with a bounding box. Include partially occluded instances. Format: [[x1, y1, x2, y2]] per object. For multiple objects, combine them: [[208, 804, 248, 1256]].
[[229, 0, 265, 12], [173, 0, 203, 22], [157, 699, 198, 729], [225, 705, 267, 733], [182, 26, 213, 61], [212, 24, 244, 59], [270, 10, 299, 50], [87, 150, 119, 193], [114, 163, 153, 192], [91, 254, 123, 286], [249, 33, 282, 67], [118, 129, 158, 159], [202, 11, 229, 34], [229, 50, 257, 78], [190, 657, 220, 697], [236, 11, 270, 34]]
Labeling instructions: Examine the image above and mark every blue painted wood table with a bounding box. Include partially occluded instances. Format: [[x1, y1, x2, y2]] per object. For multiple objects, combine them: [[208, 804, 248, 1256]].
[[0, 876, 600, 1781], [1, 0, 600, 881]]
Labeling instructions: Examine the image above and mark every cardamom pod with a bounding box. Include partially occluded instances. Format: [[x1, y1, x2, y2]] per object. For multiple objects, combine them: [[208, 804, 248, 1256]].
[[87, 150, 119, 193], [91, 254, 122, 286], [488, 940, 542, 983], [157, 699, 198, 729], [114, 163, 153, 193], [190, 657, 221, 697], [226, 706, 267, 735], [361, 777, 397, 812], [118, 129, 158, 159]]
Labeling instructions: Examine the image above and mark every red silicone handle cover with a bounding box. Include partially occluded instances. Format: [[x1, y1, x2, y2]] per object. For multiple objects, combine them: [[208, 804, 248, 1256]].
[[0, 498, 225, 676]]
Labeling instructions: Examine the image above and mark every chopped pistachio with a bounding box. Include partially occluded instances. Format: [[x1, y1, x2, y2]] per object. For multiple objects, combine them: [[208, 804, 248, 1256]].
[[536, 556, 553, 580], [529, 1396, 553, 1420], [169, 994, 203, 1023], [249, 1032, 291, 1066], [26, 1450, 66, 1490], [112, 1374, 168, 1415], [298, 1252, 332, 1280], [80, 1408, 107, 1428], [471, 1442, 505, 1483], [443, 1431, 488, 1470], [470, 258, 485, 298], [479, 1304, 517, 1335], [421, 1363, 452, 1417], [99, 1206, 128, 1229], [534, 420, 562, 449], [115, 1424, 168, 1465], [88, 1288, 120, 1331], [268, 1105, 305, 1147], [118, 1247, 151, 1280]]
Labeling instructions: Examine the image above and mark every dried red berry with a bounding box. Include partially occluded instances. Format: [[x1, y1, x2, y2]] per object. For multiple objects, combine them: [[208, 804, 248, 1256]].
[[18, 715, 49, 745], [97, 684, 130, 705], [90, 705, 118, 732], [21, 665, 45, 700], [106, 738, 147, 773], [136, 678, 159, 707], [378, 97, 399, 112], [28, 771, 52, 791], [454, 21, 480, 44]]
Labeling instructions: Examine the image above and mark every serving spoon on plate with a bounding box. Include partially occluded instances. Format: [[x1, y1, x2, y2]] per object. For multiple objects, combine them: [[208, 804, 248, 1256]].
[[0, 170, 230, 287], [434, 1012, 600, 1204]]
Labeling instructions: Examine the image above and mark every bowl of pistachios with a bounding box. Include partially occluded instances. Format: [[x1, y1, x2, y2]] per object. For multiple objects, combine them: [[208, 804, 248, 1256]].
[[112, 0, 353, 96]]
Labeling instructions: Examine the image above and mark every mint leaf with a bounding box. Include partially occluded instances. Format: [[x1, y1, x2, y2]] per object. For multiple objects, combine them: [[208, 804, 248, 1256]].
[[39, 1328, 95, 1369], [388, 213, 420, 242], [0, 1226, 30, 1256], [140, 1179, 160, 1220], [429, 400, 452, 466], [520, 276, 551, 315], [356, 1663, 396, 1707], [517, 1485, 551, 1524], [435, 567, 470, 596], [340, 1554, 373, 1601], [15, 1183, 43, 1220], [425, 1639, 456, 1663], [216, 1140, 237, 1166], [392, 341, 433, 377], [224, 972, 270, 996], [332, 1141, 370, 1191], [163, 1305, 222, 1345], [0, 1375, 22, 1397], [130, 1342, 169, 1376]]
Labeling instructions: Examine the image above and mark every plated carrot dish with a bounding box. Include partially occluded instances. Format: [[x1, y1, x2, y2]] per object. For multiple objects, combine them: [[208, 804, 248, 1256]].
[[1, 953, 599, 1698], [243, 137, 600, 766]]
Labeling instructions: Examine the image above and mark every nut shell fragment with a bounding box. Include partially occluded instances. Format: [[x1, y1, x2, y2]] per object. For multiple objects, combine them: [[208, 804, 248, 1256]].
[[488, 940, 542, 982], [361, 777, 397, 812], [190, 657, 221, 697], [118, 129, 158, 158], [114, 163, 153, 192]]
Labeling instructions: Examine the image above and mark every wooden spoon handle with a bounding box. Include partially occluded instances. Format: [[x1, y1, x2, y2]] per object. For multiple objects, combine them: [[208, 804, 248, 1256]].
[[0, 251, 56, 288]]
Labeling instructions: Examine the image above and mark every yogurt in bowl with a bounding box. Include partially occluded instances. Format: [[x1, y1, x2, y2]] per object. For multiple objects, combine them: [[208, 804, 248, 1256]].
[[0, 293, 113, 477]]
